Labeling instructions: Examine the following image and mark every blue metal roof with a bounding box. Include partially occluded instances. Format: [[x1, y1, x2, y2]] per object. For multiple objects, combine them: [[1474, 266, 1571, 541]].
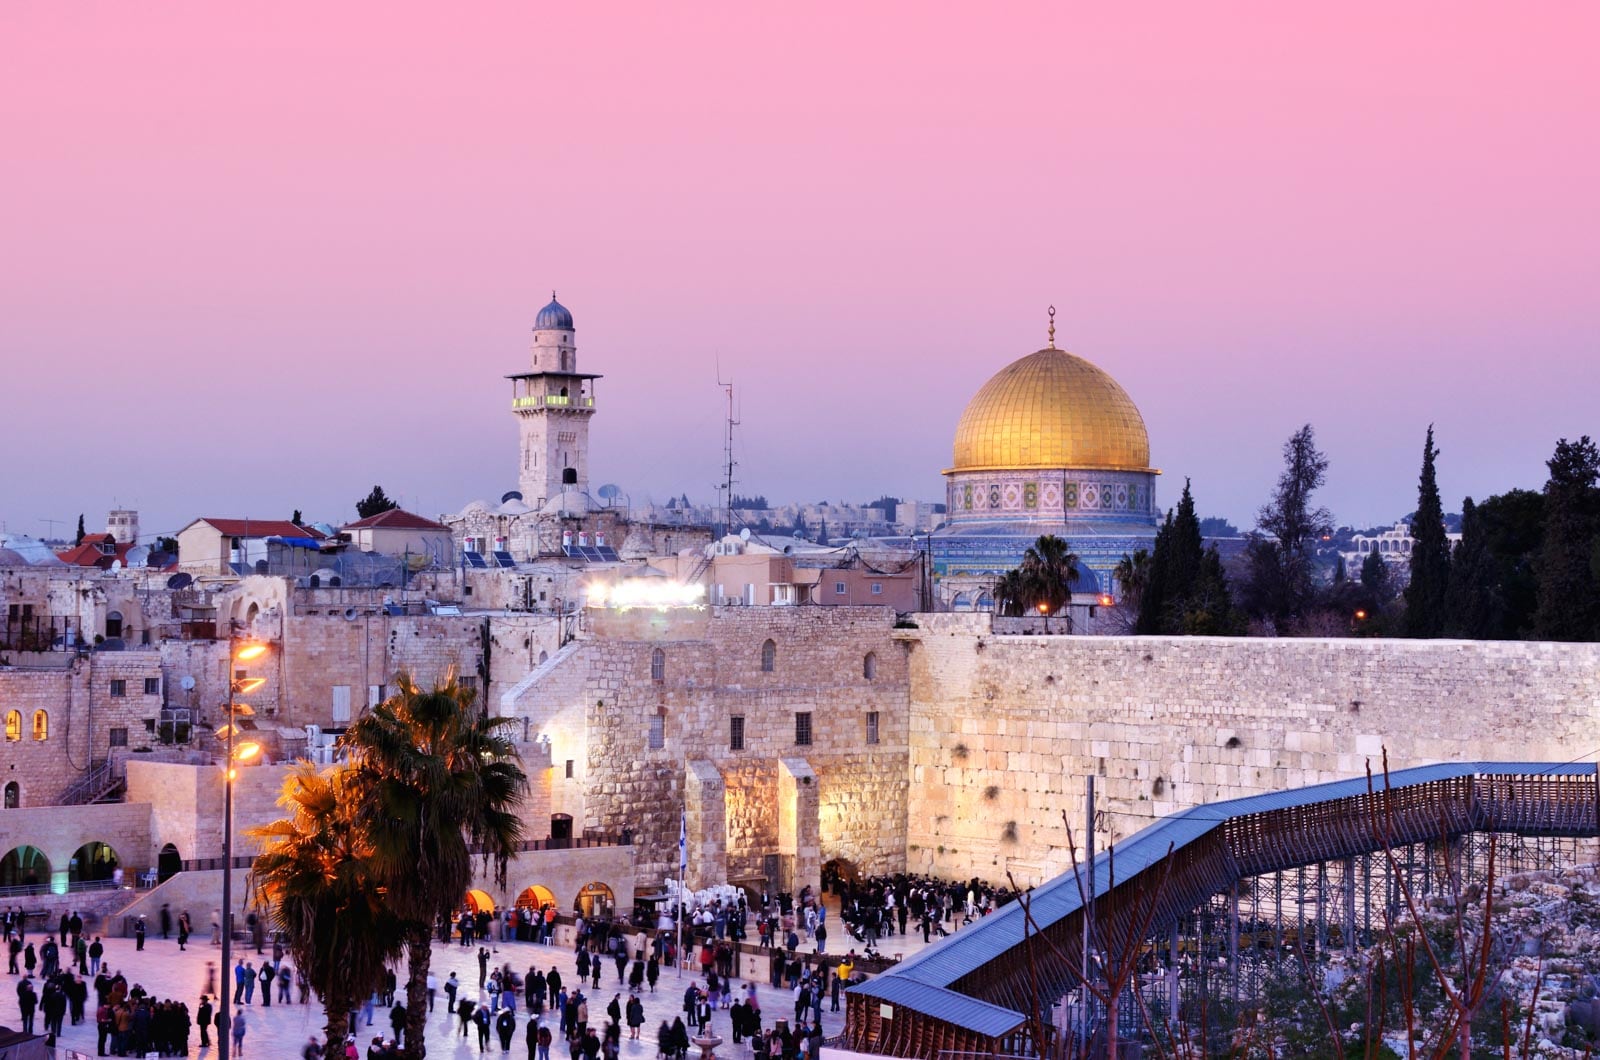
[[847, 976, 1026, 1038], [864, 761, 1596, 1034]]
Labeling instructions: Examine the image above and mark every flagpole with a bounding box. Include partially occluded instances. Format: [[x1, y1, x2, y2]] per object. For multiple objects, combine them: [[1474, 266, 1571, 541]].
[[677, 807, 687, 979]]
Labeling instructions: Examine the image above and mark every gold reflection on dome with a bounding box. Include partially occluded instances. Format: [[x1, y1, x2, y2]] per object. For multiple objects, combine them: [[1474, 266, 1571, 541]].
[[948, 348, 1153, 473]]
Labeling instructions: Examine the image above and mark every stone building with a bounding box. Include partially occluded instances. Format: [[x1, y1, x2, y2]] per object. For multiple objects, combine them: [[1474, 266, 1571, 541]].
[[933, 313, 1159, 607], [498, 604, 910, 896]]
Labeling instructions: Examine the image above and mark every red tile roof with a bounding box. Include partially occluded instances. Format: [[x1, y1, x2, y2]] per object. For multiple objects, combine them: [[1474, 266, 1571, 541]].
[[56, 536, 137, 568], [341, 508, 450, 531], [189, 519, 323, 539]]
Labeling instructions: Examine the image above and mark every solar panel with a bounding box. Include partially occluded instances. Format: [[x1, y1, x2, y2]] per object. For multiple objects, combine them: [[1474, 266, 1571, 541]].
[[384, 604, 406, 616], [493, 551, 517, 568], [581, 547, 604, 561], [562, 545, 579, 558], [229, 562, 249, 576], [595, 547, 620, 562], [462, 551, 489, 568]]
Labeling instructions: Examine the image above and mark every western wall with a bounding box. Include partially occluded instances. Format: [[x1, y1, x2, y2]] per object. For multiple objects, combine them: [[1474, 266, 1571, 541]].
[[905, 613, 1600, 886]]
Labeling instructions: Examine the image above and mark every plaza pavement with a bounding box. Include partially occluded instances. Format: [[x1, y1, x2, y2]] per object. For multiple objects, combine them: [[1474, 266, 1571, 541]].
[[6, 913, 957, 1059]]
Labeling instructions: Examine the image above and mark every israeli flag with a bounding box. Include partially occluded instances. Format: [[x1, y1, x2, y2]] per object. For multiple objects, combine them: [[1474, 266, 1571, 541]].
[[679, 809, 688, 874]]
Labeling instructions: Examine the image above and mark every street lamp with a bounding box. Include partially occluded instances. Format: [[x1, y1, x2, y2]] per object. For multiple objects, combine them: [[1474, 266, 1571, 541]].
[[217, 640, 267, 1060], [1038, 601, 1050, 634]]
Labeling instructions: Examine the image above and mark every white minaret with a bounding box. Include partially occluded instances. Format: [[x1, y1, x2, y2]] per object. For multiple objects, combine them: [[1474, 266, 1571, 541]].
[[508, 293, 601, 507]]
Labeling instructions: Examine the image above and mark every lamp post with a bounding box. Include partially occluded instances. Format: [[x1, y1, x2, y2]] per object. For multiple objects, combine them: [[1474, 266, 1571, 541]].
[[217, 641, 266, 1060], [1038, 601, 1050, 635]]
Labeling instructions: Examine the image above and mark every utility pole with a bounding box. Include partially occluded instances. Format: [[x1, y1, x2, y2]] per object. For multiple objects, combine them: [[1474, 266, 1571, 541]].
[[1082, 774, 1095, 1051]]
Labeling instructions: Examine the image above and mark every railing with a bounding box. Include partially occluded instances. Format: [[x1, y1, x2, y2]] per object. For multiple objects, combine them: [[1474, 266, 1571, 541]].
[[59, 759, 120, 806], [512, 395, 594, 410], [0, 615, 79, 652], [0, 878, 123, 899]]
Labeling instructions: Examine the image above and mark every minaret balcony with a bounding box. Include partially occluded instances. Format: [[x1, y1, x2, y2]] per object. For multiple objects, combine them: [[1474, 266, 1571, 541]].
[[513, 394, 594, 410]]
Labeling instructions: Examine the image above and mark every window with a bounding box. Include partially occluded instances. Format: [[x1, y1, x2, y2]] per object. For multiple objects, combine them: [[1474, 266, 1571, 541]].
[[331, 685, 352, 725], [730, 716, 745, 751], [459, 675, 479, 702], [795, 711, 813, 746], [863, 652, 877, 680], [32, 710, 48, 741], [565, 759, 575, 779], [834, 581, 847, 595], [648, 714, 665, 750], [109, 679, 127, 697], [109, 727, 128, 747], [144, 677, 161, 696], [651, 648, 665, 683], [368, 685, 385, 708], [2, 782, 16, 809], [761, 639, 777, 673], [871, 582, 883, 595], [3, 710, 19, 742], [866, 711, 880, 745]]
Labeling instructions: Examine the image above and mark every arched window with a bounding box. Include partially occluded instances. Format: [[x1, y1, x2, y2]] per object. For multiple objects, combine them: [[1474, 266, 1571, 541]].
[[760, 639, 777, 673], [105, 610, 124, 639], [31, 710, 47, 741], [863, 652, 878, 680], [3, 711, 19, 742], [3, 782, 17, 809], [651, 648, 666, 683]]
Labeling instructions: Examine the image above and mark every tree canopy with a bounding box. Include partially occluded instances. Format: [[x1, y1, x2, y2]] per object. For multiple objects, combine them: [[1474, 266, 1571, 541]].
[[1403, 426, 1452, 636], [356, 485, 400, 519]]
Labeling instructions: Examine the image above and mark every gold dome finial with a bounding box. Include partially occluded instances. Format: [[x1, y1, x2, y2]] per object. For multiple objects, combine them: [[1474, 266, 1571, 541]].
[[1047, 305, 1057, 349]]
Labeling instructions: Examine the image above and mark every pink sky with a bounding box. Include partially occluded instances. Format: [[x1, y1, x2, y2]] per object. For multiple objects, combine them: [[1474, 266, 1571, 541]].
[[3, 3, 1596, 540]]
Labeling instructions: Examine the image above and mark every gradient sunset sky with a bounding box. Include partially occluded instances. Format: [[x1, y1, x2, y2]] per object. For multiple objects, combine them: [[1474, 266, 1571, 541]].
[[3, 3, 1595, 540]]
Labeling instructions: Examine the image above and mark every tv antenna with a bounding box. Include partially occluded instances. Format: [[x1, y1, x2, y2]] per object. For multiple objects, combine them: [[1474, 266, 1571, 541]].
[[715, 364, 739, 539]]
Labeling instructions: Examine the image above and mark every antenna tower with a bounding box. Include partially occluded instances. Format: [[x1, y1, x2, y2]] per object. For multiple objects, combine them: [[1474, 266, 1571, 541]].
[[716, 370, 739, 539]]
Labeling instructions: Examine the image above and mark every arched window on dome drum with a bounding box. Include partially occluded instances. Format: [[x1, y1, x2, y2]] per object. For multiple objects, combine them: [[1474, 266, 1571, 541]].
[[3, 711, 19, 742], [651, 648, 665, 683], [863, 652, 877, 680], [950, 593, 970, 611], [760, 639, 777, 673], [31, 710, 47, 741]]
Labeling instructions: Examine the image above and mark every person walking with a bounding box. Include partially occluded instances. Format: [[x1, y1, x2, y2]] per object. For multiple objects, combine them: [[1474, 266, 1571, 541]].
[[230, 1007, 248, 1056]]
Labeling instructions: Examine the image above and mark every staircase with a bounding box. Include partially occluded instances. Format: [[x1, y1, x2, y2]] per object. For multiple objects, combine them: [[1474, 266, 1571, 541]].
[[59, 759, 124, 805]]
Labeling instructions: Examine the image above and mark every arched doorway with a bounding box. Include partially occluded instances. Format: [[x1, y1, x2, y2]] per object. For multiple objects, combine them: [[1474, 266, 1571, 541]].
[[3, 781, 18, 809], [157, 843, 183, 881], [69, 841, 120, 885], [575, 881, 614, 919], [105, 611, 124, 639], [516, 884, 557, 912], [0, 846, 50, 891], [550, 813, 573, 846], [464, 889, 496, 914], [823, 857, 861, 893]]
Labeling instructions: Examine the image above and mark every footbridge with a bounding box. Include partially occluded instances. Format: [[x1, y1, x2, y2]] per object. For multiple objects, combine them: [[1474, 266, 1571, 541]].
[[845, 761, 1600, 1058]]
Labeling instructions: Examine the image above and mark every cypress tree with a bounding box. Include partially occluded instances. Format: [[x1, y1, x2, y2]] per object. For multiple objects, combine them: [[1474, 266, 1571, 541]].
[[1442, 498, 1500, 638], [1137, 480, 1230, 634], [75, 514, 85, 545], [1403, 425, 1452, 636], [1360, 548, 1390, 599], [1533, 436, 1600, 640]]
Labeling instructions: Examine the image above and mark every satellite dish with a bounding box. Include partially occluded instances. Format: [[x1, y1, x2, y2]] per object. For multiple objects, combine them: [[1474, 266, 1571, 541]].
[[110, 559, 122, 570], [739, 528, 751, 541], [180, 675, 196, 691], [166, 572, 193, 590], [597, 484, 620, 502], [501, 490, 524, 503]]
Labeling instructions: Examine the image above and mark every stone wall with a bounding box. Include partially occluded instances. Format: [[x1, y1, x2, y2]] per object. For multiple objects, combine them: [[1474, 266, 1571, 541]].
[[0, 800, 153, 886], [0, 652, 167, 807], [501, 605, 911, 894], [906, 619, 1600, 886]]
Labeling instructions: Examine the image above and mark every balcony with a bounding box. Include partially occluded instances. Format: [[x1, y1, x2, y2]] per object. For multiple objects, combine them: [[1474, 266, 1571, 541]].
[[512, 395, 594, 410]]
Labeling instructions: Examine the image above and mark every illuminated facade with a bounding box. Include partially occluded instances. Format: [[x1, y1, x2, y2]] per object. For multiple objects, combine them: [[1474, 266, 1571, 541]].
[[932, 318, 1159, 609], [510, 293, 599, 509]]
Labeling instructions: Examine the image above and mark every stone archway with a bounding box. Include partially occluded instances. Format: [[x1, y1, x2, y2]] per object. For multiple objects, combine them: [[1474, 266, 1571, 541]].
[[0, 845, 51, 891], [464, 888, 496, 913], [69, 841, 120, 884], [157, 843, 183, 882], [575, 881, 614, 918], [822, 856, 861, 894]]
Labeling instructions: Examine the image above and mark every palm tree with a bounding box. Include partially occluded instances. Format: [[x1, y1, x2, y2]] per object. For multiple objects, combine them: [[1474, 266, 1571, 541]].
[[249, 761, 404, 1045], [992, 568, 1033, 616], [341, 673, 527, 1059], [1021, 534, 1081, 614]]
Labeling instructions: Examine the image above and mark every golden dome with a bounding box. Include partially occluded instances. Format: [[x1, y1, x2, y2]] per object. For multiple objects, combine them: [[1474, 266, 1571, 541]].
[[948, 347, 1154, 473]]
